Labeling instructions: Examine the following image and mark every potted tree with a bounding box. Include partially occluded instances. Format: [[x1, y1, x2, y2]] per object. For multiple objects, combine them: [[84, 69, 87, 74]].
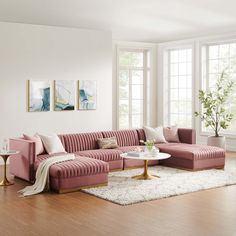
[[195, 71, 235, 149]]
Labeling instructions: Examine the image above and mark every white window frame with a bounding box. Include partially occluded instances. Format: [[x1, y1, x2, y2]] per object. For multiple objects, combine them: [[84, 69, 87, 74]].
[[157, 34, 236, 150], [167, 47, 193, 127], [199, 37, 236, 138], [117, 48, 148, 129], [159, 41, 195, 129], [114, 42, 156, 130]]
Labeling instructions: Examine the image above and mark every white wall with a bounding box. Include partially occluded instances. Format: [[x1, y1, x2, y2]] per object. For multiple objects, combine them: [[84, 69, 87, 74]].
[[0, 22, 112, 149]]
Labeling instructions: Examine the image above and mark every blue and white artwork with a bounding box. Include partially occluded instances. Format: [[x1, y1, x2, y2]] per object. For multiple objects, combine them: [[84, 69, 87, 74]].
[[28, 81, 50, 112], [79, 80, 97, 110], [54, 80, 75, 111]]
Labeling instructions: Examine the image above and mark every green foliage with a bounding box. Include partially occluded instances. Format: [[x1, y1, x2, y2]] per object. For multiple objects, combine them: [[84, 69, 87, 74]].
[[140, 140, 155, 151], [119, 51, 142, 67], [195, 71, 235, 137]]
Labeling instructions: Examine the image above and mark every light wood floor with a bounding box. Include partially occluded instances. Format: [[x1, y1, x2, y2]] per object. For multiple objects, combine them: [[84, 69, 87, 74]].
[[0, 153, 236, 236]]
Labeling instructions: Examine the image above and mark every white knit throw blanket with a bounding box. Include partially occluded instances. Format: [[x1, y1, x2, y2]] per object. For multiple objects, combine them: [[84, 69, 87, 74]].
[[18, 154, 75, 197]]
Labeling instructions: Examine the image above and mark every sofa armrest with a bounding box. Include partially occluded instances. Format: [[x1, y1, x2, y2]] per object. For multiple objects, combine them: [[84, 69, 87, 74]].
[[9, 138, 36, 182], [178, 128, 196, 144]]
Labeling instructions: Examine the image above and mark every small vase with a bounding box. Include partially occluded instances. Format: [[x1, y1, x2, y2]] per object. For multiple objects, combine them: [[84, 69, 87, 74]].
[[151, 146, 158, 157], [145, 146, 152, 154], [1, 139, 8, 153], [145, 146, 158, 157]]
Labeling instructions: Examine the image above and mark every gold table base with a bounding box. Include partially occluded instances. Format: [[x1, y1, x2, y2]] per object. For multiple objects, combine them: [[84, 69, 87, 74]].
[[0, 179, 13, 186], [132, 174, 159, 180], [0, 154, 14, 186], [132, 160, 159, 180]]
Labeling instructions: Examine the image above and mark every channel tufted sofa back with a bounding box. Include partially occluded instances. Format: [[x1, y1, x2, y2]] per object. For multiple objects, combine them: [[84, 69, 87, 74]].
[[60, 132, 103, 153], [59, 130, 141, 152], [102, 129, 140, 147]]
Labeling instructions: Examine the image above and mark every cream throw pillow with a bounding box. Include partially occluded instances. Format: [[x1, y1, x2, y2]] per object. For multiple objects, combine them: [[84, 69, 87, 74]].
[[97, 137, 119, 149], [39, 134, 66, 154], [143, 126, 167, 143]]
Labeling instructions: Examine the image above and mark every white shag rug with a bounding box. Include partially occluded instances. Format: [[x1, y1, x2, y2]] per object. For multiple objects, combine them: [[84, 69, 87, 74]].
[[82, 164, 236, 205]]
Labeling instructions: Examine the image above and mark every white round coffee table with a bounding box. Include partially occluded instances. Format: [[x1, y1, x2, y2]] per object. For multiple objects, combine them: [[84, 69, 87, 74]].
[[121, 152, 170, 180]]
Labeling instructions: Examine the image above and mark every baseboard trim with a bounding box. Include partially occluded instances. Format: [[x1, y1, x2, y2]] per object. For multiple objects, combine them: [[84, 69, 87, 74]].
[[197, 141, 236, 152]]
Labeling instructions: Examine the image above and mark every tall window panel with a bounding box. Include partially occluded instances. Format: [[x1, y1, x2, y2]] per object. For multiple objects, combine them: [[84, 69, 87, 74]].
[[202, 42, 236, 134], [168, 48, 193, 127], [118, 49, 150, 129]]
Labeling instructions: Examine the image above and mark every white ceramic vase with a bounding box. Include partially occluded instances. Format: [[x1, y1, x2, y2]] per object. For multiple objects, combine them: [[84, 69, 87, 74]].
[[144, 146, 159, 157], [207, 136, 226, 149]]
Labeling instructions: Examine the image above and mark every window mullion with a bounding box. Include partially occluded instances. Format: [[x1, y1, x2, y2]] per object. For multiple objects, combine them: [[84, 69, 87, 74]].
[[129, 69, 132, 129], [117, 48, 120, 130], [143, 50, 147, 126], [167, 50, 171, 126]]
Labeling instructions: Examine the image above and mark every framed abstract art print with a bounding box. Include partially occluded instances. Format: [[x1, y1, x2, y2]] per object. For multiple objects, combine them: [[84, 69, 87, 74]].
[[28, 80, 51, 112], [54, 80, 75, 111], [78, 80, 97, 110]]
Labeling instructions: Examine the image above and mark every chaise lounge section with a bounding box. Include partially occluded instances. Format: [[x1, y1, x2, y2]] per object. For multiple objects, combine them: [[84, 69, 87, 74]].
[[9, 128, 225, 193], [49, 157, 109, 193], [137, 128, 225, 170]]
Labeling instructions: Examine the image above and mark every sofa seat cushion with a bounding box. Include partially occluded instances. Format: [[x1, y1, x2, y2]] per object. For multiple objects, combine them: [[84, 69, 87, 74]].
[[76, 149, 123, 162], [34, 152, 66, 170], [156, 143, 225, 160], [116, 145, 145, 153], [49, 156, 109, 178]]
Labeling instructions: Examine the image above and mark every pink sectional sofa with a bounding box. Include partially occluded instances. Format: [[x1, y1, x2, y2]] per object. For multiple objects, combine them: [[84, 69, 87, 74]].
[[9, 128, 225, 193], [137, 128, 225, 170]]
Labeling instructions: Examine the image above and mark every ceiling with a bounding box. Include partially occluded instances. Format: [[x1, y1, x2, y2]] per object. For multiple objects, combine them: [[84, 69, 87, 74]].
[[0, 0, 236, 42]]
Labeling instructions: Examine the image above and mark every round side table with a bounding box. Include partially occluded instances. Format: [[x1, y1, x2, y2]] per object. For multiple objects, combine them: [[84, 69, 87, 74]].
[[0, 151, 19, 186]]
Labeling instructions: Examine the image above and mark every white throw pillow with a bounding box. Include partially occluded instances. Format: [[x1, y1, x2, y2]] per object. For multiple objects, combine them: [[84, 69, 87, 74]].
[[143, 126, 167, 143], [39, 134, 66, 154]]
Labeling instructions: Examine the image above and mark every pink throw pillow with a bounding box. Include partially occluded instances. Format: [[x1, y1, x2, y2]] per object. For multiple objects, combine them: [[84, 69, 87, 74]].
[[23, 134, 45, 155], [163, 126, 180, 143]]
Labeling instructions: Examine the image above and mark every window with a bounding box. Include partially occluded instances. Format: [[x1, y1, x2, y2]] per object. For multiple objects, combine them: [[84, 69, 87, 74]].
[[117, 49, 150, 129], [165, 48, 193, 127], [202, 42, 236, 134]]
